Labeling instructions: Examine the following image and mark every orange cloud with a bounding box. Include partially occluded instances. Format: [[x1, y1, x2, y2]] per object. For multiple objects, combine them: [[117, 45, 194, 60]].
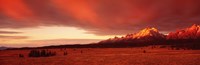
[[0, 0, 34, 20], [52, 0, 103, 27], [0, 35, 28, 39], [0, 30, 22, 34], [0, 0, 200, 35]]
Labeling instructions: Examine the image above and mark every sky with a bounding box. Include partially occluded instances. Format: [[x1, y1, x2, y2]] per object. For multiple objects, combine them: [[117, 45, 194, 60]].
[[0, 0, 200, 47]]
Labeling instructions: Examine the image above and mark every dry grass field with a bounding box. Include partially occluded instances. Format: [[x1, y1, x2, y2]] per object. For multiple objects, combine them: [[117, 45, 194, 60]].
[[1, 47, 200, 65]]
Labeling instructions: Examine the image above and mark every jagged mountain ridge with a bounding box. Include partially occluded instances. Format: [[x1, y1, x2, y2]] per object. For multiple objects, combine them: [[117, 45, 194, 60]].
[[123, 27, 165, 41], [132, 27, 165, 39], [167, 24, 200, 40], [99, 24, 200, 44], [99, 27, 165, 44]]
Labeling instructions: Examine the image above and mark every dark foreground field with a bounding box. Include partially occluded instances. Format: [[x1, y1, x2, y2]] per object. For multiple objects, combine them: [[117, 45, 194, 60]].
[[1, 47, 200, 65]]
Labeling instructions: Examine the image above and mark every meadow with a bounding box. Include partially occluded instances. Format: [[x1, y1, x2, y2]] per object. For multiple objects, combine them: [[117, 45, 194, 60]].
[[1, 46, 200, 65]]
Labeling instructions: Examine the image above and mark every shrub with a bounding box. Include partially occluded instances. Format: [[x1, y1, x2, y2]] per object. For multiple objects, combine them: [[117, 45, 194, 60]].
[[64, 51, 68, 55], [73, 49, 76, 51], [143, 50, 146, 53], [28, 50, 56, 57], [80, 50, 83, 53], [159, 45, 167, 48], [175, 48, 180, 50], [19, 54, 24, 58]]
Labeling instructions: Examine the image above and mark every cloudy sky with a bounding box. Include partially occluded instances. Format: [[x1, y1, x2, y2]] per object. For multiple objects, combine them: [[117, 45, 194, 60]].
[[0, 0, 200, 47]]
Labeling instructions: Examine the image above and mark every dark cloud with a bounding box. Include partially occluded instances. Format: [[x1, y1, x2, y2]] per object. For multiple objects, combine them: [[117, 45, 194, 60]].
[[0, 0, 200, 35], [30, 39, 102, 44], [0, 35, 28, 39], [26, 39, 101, 47], [0, 39, 102, 47], [0, 31, 22, 34]]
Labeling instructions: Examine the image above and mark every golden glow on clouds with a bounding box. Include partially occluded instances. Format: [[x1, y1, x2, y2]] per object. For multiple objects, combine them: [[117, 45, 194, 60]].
[[19, 26, 112, 40], [0, 38, 26, 44], [0, 26, 115, 45]]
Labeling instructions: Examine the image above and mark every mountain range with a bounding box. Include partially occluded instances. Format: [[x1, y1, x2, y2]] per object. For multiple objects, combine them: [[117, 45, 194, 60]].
[[167, 24, 200, 40], [97, 24, 200, 47], [8, 24, 200, 49], [0, 46, 9, 50]]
